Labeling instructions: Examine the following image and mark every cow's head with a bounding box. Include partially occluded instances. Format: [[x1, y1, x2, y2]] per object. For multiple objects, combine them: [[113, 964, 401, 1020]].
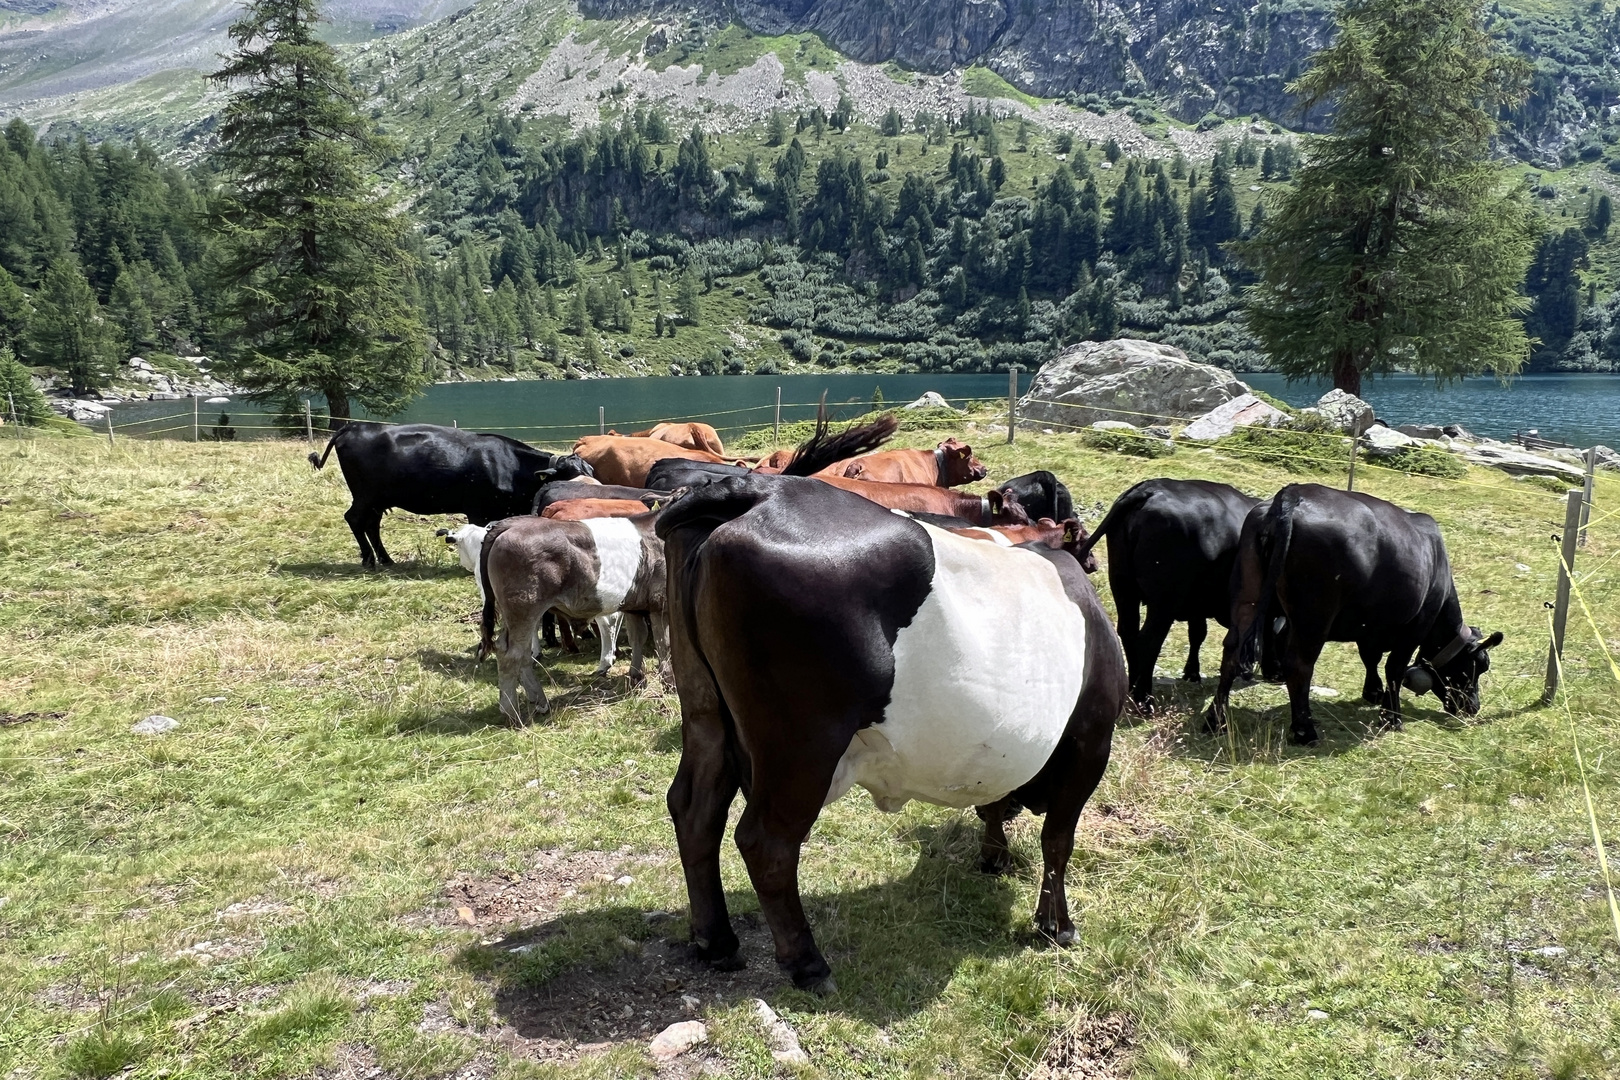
[[544, 454, 596, 483], [988, 488, 1031, 526], [1403, 628, 1503, 715], [1057, 518, 1099, 574], [938, 438, 988, 485]]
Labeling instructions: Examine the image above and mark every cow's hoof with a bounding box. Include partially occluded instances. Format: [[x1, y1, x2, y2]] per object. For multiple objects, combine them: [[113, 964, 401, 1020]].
[[1202, 709, 1225, 734], [1181, 671, 1202, 684], [796, 973, 837, 996], [1377, 712, 1403, 732], [1131, 695, 1156, 718], [627, 669, 646, 684], [979, 853, 1012, 876], [1362, 685, 1383, 705], [692, 944, 744, 972], [1289, 726, 1320, 746], [1036, 921, 1076, 946]]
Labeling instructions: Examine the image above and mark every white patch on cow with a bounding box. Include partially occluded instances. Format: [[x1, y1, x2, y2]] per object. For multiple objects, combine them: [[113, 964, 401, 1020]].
[[594, 613, 623, 674], [825, 524, 1088, 813], [582, 516, 641, 613], [446, 524, 488, 601]]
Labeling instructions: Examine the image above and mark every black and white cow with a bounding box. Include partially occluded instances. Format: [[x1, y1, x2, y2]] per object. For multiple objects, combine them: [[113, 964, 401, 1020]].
[[309, 424, 558, 567], [1206, 483, 1503, 745], [479, 513, 667, 722], [1075, 479, 1262, 710], [655, 475, 1126, 992]]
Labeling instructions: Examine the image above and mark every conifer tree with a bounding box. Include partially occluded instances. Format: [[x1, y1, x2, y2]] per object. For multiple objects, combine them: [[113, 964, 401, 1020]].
[[26, 260, 116, 394], [1242, 0, 1536, 394], [676, 266, 701, 325], [207, 0, 426, 424], [0, 345, 49, 425]]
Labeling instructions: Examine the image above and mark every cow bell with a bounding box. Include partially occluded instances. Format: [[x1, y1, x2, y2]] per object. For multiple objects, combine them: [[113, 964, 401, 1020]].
[[1402, 664, 1436, 695]]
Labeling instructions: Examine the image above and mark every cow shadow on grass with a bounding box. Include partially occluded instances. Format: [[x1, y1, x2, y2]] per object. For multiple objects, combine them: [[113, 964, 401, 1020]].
[[462, 850, 1025, 1039], [274, 560, 464, 581]]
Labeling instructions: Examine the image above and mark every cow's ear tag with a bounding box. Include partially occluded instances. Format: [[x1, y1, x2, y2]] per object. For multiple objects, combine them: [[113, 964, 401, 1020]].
[[1063, 523, 1077, 544]]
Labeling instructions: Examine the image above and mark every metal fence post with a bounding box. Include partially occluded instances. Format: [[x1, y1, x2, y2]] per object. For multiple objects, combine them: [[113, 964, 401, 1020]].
[[1579, 448, 1596, 547], [1543, 488, 1584, 704], [1347, 434, 1358, 492], [452, 420, 458, 428], [1006, 365, 1019, 445], [105, 411, 115, 448], [304, 400, 313, 444], [774, 385, 782, 445], [192, 395, 199, 442], [599, 406, 605, 435]]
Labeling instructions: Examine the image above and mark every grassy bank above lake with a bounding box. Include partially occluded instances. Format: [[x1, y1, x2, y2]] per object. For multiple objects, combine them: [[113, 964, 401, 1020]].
[[2, 422, 1618, 1079]]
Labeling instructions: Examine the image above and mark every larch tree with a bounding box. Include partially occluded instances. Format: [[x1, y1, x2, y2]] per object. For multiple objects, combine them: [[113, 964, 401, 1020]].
[[1241, 0, 1537, 396], [207, 0, 426, 425]]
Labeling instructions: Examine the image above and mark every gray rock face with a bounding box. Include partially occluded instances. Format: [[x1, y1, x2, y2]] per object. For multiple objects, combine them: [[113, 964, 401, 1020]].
[[1396, 423, 1446, 441], [1463, 442, 1587, 481], [1314, 389, 1376, 436], [1361, 425, 1417, 458], [1181, 393, 1287, 441], [1090, 420, 1139, 431], [902, 391, 959, 412], [1019, 338, 1247, 429]]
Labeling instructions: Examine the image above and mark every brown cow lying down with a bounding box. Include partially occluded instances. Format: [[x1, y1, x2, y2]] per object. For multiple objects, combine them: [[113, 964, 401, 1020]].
[[631, 422, 727, 456], [480, 514, 669, 723], [948, 518, 1101, 574], [815, 474, 1029, 526], [817, 438, 987, 487], [573, 435, 734, 487], [541, 498, 658, 521]]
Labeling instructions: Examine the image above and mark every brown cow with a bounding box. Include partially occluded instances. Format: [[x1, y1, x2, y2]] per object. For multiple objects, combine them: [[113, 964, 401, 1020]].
[[817, 438, 987, 487], [754, 448, 796, 473], [947, 518, 1100, 573], [573, 435, 732, 487], [541, 498, 659, 521], [815, 474, 1029, 526], [631, 422, 727, 456]]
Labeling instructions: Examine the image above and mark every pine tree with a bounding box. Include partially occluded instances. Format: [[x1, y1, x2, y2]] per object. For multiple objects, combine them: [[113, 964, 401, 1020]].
[[0, 345, 50, 425], [676, 266, 701, 325], [207, 0, 426, 424], [26, 260, 116, 394], [1242, 0, 1536, 395], [0, 266, 31, 351]]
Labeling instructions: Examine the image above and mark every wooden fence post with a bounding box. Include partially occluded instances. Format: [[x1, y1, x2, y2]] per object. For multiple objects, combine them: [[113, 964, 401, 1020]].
[[192, 395, 199, 442], [599, 406, 605, 435], [6, 392, 17, 437], [1347, 434, 1358, 492], [452, 420, 458, 428], [774, 385, 782, 445], [1543, 488, 1585, 704], [1006, 365, 1019, 445], [304, 400, 313, 444], [105, 411, 115, 448], [1579, 448, 1596, 547]]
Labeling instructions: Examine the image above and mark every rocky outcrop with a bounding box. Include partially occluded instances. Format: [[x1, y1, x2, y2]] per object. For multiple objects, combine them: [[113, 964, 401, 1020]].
[[1019, 338, 1248, 428], [1181, 393, 1287, 440], [1461, 441, 1587, 481], [1311, 389, 1375, 436]]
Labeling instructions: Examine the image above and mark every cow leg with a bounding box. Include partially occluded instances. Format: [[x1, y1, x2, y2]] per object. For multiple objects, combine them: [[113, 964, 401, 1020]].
[[649, 611, 673, 683], [625, 613, 649, 682], [1183, 617, 1208, 683], [975, 796, 1022, 875], [1282, 634, 1324, 746], [1205, 620, 1250, 734], [541, 611, 559, 649], [1379, 648, 1414, 731], [1132, 607, 1176, 712], [558, 617, 579, 654], [344, 504, 377, 568], [1033, 738, 1112, 944], [594, 613, 622, 675], [666, 684, 743, 971], [1359, 641, 1386, 705], [366, 512, 393, 567], [1114, 591, 1142, 705], [497, 612, 549, 724]]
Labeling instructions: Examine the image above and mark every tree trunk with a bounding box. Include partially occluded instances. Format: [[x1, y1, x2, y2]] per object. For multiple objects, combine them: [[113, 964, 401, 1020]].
[[1332, 350, 1362, 398], [325, 391, 351, 430]]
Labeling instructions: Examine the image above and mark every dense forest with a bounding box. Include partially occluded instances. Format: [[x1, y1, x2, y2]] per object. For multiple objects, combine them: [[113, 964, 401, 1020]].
[[3, 83, 1620, 400]]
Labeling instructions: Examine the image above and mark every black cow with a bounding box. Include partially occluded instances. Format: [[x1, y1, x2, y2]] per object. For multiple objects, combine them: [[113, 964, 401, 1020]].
[[1207, 483, 1503, 745], [539, 453, 596, 484], [997, 470, 1073, 523], [533, 481, 670, 514], [1076, 479, 1260, 711], [655, 475, 1126, 991], [645, 458, 752, 490], [308, 423, 555, 567]]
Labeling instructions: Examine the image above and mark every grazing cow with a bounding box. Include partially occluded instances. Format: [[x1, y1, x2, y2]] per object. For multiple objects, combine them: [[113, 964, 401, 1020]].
[[816, 474, 1029, 526], [816, 438, 987, 487], [479, 513, 669, 722], [541, 498, 661, 521], [1207, 484, 1503, 745], [573, 435, 734, 487], [309, 424, 555, 567], [948, 518, 1100, 573], [655, 475, 1126, 991], [997, 471, 1074, 524], [1075, 479, 1262, 711], [631, 422, 727, 456], [534, 481, 670, 514]]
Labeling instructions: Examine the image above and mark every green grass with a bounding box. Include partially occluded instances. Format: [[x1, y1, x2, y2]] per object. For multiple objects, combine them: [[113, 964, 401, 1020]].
[[2, 422, 1619, 1078]]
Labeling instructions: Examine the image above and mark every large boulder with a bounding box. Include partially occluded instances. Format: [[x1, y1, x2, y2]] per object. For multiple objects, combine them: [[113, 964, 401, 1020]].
[[1018, 339, 1247, 429], [1180, 394, 1288, 441], [1361, 425, 1417, 458], [1314, 389, 1375, 435], [901, 391, 959, 412], [1462, 442, 1586, 481]]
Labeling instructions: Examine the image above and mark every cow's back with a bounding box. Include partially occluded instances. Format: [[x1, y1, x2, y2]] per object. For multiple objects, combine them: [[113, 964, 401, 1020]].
[[337, 425, 543, 520]]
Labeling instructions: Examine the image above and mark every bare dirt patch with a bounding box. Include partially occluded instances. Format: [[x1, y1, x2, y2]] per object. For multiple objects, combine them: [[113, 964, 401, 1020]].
[[422, 849, 659, 930], [1030, 1013, 1136, 1079]]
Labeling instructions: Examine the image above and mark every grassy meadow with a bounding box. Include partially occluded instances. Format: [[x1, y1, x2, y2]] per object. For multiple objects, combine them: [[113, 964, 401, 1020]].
[[1, 418, 1619, 1079]]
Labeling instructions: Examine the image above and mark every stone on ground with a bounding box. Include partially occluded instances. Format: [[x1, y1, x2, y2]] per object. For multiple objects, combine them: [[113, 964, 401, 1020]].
[[1396, 423, 1446, 440], [1313, 389, 1376, 435], [752, 999, 809, 1066], [649, 1020, 707, 1061], [132, 715, 179, 735], [1180, 394, 1287, 441], [1462, 442, 1586, 480], [1090, 420, 1138, 431], [1360, 425, 1417, 458], [1018, 338, 1247, 428], [901, 391, 959, 412]]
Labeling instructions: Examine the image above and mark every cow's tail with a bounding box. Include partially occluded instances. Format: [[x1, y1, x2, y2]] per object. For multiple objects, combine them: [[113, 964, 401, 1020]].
[[1237, 487, 1298, 672], [1072, 480, 1154, 566], [476, 518, 520, 662], [307, 429, 343, 470], [781, 397, 898, 476]]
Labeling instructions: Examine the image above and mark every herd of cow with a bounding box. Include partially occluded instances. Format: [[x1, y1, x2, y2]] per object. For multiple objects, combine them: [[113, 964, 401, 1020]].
[[308, 415, 1503, 991]]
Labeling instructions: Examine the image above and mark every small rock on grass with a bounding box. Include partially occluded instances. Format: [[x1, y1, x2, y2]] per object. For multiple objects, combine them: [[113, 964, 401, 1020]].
[[753, 999, 809, 1066], [650, 1019, 707, 1061], [132, 715, 178, 735]]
